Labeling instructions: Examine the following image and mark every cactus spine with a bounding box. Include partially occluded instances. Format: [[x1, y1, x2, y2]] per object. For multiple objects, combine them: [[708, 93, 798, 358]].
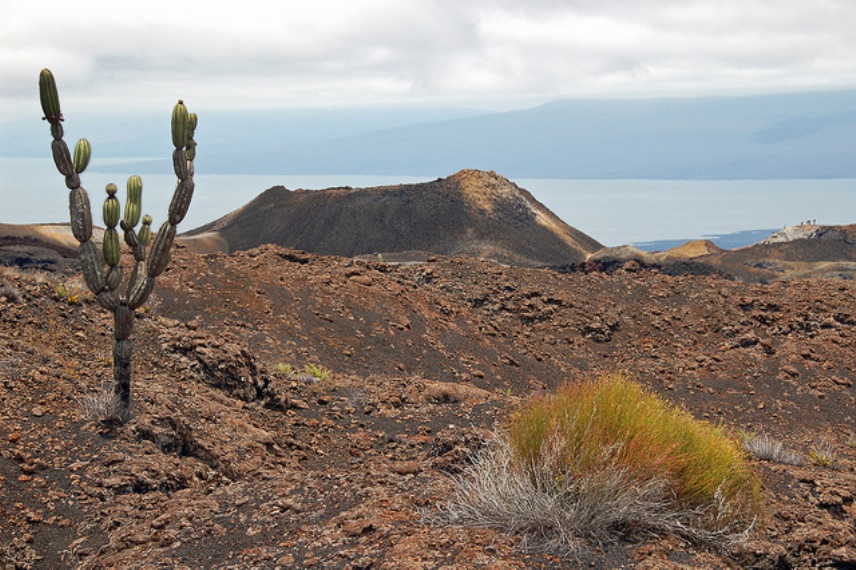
[[39, 68, 198, 422]]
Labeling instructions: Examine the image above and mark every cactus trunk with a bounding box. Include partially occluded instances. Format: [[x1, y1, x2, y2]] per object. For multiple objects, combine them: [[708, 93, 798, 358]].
[[113, 339, 132, 422]]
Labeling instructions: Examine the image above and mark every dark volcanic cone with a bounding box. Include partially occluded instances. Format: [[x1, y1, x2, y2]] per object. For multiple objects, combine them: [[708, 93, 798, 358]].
[[181, 169, 603, 266]]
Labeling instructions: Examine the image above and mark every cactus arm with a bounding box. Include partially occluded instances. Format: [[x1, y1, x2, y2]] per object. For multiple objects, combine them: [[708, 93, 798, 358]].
[[138, 215, 153, 247], [168, 179, 194, 225], [39, 69, 62, 124], [51, 139, 75, 177], [146, 222, 176, 279], [74, 139, 91, 173], [78, 239, 106, 293], [68, 187, 93, 242], [123, 175, 143, 230], [171, 100, 188, 149]]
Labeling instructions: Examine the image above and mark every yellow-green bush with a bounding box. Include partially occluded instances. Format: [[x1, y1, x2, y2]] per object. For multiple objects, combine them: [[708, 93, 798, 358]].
[[444, 373, 762, 552], [509, 373, 762, 527]]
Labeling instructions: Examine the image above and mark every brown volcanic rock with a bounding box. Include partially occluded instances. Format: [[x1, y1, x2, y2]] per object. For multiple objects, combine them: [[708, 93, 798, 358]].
[[2, 248, 856, 568], [0, 223, 99, 275], [660, 239, 724, 259], [182, 169, 603, 267], [689, 224, 856, 282]]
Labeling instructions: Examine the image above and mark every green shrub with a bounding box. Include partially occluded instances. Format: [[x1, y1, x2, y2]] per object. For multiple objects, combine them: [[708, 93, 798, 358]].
[[55, 282, 81, 305], [444, 373, 762, 552], [808, 440, 837, 468], [303, 364, 331, 381]]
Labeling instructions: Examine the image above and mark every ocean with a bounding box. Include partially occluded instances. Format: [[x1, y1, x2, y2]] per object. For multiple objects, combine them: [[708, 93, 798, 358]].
[[2, 157, 854, 249]]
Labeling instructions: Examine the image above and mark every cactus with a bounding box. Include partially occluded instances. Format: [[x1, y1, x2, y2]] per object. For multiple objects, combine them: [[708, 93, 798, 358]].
[[39, 68, 197, 422], [73, 138, 91, 173]]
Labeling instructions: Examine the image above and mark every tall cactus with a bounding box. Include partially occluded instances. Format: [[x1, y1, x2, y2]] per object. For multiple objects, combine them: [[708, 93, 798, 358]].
[[39, 68, 197, 422]]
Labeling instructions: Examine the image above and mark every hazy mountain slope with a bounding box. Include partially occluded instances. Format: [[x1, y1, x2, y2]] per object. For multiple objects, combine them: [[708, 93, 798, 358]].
[[191, 90, 856, 179], [183, 169, 603, 266], [0, 106, 488, 158], [35, 90, 856, 180]]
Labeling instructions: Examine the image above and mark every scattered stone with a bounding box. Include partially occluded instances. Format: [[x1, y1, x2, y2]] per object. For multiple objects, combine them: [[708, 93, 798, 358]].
[[390, 461, 422, 475]]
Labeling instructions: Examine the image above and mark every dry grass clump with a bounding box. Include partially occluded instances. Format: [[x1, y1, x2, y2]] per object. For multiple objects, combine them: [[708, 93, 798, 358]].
[[79, 382, 124, 423], [743, 434, 804, 466], [443, 373, 762, 553], [0, 283, 23, 303]]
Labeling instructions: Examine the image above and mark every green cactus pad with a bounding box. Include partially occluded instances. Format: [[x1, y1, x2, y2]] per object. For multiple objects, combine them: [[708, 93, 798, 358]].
[[103, 227, 121, 266], [171, 100, 188, 149], [73, 138, 91, 173], [38, 69, 62, 123], [139, 215, 153, 247], [124, 176, 143, 228], [103, 188, 120, 229]]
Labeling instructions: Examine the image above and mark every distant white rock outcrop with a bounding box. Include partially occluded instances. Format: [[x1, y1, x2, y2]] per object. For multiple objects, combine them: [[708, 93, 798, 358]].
[[762, 225, 823, 244]]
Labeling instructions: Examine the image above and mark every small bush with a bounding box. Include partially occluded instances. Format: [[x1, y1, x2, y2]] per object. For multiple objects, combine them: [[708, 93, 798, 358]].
[[743, 434, 803, 466], [0, 284, 23, 304], [79, 383, 123, 423], [808, 440, 837, 468], [303, 363, 331, 382], [443, 373, 762, 552], [55, 282, 81, 305]]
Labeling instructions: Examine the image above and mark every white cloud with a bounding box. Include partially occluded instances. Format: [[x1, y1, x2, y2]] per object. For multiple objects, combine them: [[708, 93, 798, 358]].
[[2, 0, 856, 119]]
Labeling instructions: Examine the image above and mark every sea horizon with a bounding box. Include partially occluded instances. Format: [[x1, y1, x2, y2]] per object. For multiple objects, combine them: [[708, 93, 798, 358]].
[[1, 157, 853, 249]]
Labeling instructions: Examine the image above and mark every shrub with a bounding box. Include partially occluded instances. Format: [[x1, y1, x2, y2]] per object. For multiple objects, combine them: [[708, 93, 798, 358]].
[[303, 363, 331, 382], [443, 373, 762, 552], [0, 284, 23, 304], [743, 434, 803, 466], [55, 282, 81, 305], [808, 440, 837, 468], [79, 381, 123, 423]]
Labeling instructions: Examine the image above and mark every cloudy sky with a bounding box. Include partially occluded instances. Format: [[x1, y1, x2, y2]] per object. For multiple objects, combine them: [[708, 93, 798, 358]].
[[3, 0, 856, 120]]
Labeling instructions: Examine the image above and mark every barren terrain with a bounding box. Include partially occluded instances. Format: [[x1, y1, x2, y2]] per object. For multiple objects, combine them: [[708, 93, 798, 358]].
[[2, 241, 855, 568]]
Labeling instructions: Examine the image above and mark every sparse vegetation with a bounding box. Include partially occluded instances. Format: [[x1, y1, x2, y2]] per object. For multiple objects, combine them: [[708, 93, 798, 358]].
[[0, 283, 23, 303], [303, 363, 331, 382], [808, 439, 837, 468], [54, 282, 81, 305], [743, 434, 804, 466], [78, 381, 123, 423], [275, 362, 331, 383], [443, 373, 762, 552]]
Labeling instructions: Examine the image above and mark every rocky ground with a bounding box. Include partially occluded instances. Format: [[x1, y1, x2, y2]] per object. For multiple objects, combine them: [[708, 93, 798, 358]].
[[1, 245, 856, 569]]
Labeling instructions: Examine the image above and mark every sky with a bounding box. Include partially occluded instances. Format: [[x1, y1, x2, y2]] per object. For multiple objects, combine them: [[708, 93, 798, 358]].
[[2, 0, 856, 121]]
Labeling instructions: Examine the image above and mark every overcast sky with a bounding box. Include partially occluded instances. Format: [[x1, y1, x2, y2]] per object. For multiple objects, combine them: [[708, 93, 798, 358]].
[[3, 0, 856, 120]]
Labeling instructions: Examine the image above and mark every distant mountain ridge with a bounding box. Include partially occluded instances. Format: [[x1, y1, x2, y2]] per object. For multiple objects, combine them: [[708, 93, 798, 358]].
[[244, 91, 851, 179], [20, 89, 855, 180], [181, 169, 603, 267]]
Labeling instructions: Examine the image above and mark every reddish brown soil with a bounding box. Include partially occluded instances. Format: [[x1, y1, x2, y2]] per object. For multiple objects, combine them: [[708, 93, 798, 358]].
[[2, 245, 855, 569]]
